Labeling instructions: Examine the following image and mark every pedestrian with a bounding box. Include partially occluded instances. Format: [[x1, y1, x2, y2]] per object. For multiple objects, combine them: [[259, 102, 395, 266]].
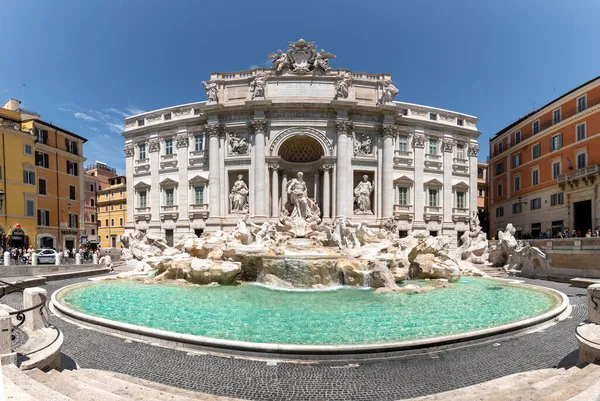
[[577, 228, 582, 237], [586, 229, 592, 238], [63, 248, 69, 264]]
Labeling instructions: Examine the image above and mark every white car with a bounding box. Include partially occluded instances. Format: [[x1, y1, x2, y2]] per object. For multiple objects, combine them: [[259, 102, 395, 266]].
[[35, 249, 61, 264]]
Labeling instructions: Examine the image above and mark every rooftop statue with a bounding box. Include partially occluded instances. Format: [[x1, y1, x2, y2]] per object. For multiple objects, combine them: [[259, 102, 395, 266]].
[[378, 79, 399, 104], [267, 39, 336, 75]]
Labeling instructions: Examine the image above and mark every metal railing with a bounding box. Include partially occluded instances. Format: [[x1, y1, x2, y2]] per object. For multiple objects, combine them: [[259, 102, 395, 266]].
[[0, 279, 46, 342]]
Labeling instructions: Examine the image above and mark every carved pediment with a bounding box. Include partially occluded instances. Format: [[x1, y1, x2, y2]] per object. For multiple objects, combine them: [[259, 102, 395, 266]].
[[452, 181, 470, 190], [133, 181, 150, 189], [424, 178, 443, 188], [394, 175, 414, 185], [159, 178, 178, 187]]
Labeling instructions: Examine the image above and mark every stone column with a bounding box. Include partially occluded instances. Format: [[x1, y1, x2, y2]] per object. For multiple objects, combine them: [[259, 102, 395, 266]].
[[270, 164, 279, 218], [123, 144, 135, 230], [335, 120, 352, 216], [381, 125, 396, 218], [281, 172, 288, 206], [207, 125, 221, 218], [252, 120, 268, 217], [176, 133, 190, 236], [23, 287, 48, 331], [469, 144, 480, 217], [323, 165, 332, 219], [412, 131, 427, 231], [148, 139, 161, 229], [0, 309, 16, 365], [331, 165, 337, 217], [442, 138, 455, 224], [219, 135, 226, 217]]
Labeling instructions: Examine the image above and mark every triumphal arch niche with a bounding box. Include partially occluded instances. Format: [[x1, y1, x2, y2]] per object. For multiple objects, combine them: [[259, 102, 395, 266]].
[[123, 38, 481, 243]]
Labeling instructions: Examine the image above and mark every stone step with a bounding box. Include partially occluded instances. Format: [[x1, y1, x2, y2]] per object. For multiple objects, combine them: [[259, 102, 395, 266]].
[[2, 376, 41, 401], [4, 365, 72, 401], [567, 378, 600, 400], [29, 368, 127, 401], [523, 363, 600, 401]]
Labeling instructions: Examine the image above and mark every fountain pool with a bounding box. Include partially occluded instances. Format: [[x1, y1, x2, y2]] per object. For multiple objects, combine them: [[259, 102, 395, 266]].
[[54, 277, 567, 352]]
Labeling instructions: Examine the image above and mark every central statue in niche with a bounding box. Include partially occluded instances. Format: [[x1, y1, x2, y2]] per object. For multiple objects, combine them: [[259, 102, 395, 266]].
[[282, 172, 321, 237], [287, 172, 310, 219]]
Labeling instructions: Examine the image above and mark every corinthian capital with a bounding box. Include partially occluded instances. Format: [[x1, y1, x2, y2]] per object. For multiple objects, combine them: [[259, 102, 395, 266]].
[[176, 134, 189, 148], [205, 124, 222, 137], [413, 133, 426, 148], [442, 138, 455, 152], [468, 144, 480, 157], [123, 144, 135, 157], [148, 139, 160, 153], [381, 124, 398, 138], [250, 119, 268, 133], [335, 120, 353, 135]]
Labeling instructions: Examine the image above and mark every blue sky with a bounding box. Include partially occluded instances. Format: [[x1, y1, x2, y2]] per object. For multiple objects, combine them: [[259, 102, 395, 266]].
[[1, 0, 599, 174]]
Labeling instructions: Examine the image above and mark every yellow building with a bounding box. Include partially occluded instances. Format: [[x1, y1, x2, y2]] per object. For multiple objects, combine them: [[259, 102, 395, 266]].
[[97, 176, 127, 248], [0, 99, 38, 250]]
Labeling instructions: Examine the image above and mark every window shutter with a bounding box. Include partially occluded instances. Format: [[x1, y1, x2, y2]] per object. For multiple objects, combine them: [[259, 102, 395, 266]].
[[23, 170, 26, 183], [37, 210, 41, 225], [559, 133, 563, 148]]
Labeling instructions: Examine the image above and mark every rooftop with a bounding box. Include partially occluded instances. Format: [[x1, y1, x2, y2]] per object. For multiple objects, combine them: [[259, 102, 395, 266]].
[[85, 162, 117, 174]]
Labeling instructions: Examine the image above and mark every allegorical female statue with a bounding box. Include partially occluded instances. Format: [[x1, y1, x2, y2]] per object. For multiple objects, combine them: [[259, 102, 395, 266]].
[[354, 175, 374, 215], [286, 172, 309, 220], [229, 174, 249, 213]]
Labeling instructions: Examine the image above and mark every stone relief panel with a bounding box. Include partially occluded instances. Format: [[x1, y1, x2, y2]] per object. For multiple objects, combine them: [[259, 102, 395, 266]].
[[227, 132, 249, 156], [353, 132, 374, 156]]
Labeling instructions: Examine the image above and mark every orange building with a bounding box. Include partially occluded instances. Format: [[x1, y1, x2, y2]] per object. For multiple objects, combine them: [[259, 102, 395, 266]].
[[489, 75, 600, 239]]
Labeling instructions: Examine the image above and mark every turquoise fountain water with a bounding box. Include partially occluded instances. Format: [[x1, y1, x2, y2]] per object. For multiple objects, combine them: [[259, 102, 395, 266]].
[[62, 278, 557, 345]]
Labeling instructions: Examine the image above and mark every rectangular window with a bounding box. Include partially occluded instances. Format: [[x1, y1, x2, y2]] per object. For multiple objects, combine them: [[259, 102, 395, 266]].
[[532, 143, 541, 159], [496, 207, 504, 217], [498, 142, 503, 153], [576, 123, 586, 141], [552, 161, 561, 179], [496, 162, 503, 176], [25, 199, 35, 217], [577, 152, 587, 169], [497, 183, 503, 197], [66, 160, 79, 176], [24, 144, 32, 155], [398, 187, 409, 205], [456, 144, 465, 159], [35, 151, 49, 168], [550, 192, 564, 206], [552, 108, 561, 124], [90, 184, 95, 192], [119, 217, 123, 226], [512, 153, 522, 168], [457, 119, 464, 126], [512, 203, 522, 214], [577, 95, 587, 113], [139, 191, 147, 208], [532, 169, 539, 185], [428, 139, 438, 155], [37, 128, 48, 144], [429, 189, 438, 207], [478, 189, 483, 197], [398, 136, 408, 152], [195, 135, 204, 151], [515, 131, 521, 144], [430, 113, 437, 121], [105, 219, 108, 227], [550, 133, 562, 151], [514, 176, 521, 192], [23, 170, 35, 184], [69, 185, 76, 200], [66, 139, 78, 155], [533, 120, 540, 135], [165, 188, 174, 206], [69, 213, 79, 228], [91, 199, 95, 207], [530, 198, 542, 210], [105, 206, 108, 212], [110, 205, 114, 211], [111, 218, 115, 227], [91, 214, 95, 222], [165, 139, 173, 155], [119, 204, 123, 210], [456, 191, 466, 209], [194, 186, 204, 204], [37, 210, 49, 226], [38, 178, 47, 195], [139, 143, 146, 160]]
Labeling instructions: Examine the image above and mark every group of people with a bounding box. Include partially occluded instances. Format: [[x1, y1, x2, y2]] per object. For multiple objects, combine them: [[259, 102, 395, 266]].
[[0, 245, 101, 265], [558, 228, 600, 238]]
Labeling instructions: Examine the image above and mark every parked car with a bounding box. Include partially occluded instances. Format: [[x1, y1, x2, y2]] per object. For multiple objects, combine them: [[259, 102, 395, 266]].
[[35, 249, 61, 264]]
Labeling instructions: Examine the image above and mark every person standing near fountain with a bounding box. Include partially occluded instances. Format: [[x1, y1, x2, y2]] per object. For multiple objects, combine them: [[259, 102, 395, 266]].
[[354, 175, 374, 215], [287, 172, 309, 220]]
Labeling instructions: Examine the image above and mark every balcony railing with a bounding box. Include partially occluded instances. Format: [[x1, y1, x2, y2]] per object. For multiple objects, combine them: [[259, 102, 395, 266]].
[[135, 158, 149, 165], [161, 153, 176, 160], [161, 205, 178, 212], [557, 164, 600, 184], [189, 203, 209, 219], [393, 150, 413, 166], [189, 150, 207, 166], [424, 206, 442, 214], [393, 204, 413, 220], [189, 204, 209, 212]]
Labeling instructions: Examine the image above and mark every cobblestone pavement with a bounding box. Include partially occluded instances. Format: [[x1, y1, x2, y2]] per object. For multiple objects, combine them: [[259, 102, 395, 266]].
[[3, 277, 588, 401]]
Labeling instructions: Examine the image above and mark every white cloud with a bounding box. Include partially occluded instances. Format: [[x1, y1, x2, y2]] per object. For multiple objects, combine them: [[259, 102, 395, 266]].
[[105, 108, 129, 118], [106, 122, 124, 134], [125, 106, 145, 116], [88, 126, 99, 132], [74, 112, 97, 122]]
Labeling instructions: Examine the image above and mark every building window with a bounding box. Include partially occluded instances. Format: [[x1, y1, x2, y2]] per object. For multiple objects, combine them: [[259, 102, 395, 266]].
[[91, 229, 95, 235], [428, 189, 438, 207], [23, 170, 35, 185], [398, 187, 409, 205], [496, 161, 503, 176], [165, 229, 174, 247], [66, 139, 78, 155], [25, 200, 35, 217], [35, 152, 49, 168], [105, 193, 109, 200], [497, 183, 503, 197], [457, 118, 464, 126], [428, 139, 438, 155], [530, 198, 542, 210], [194, 186, 205, 204], [37, 129, 48, 144], [498, 142, 503, 153], [111, 218, 115, 226], [533, 120, 540, 135], [496, 207, 504, 217], [550, 133, 562, 151], [532, 169, 539, 186], [119, 204, 123, 210], [38, 178, 47, 195], [512, 153, 522, 168], [577, 152, 587, 169], [576, 122, 586, 141], [104, 206, 108, 212], [398, 136, 408, 152], [24, 144, 32, 155], [91, 214, 95, 222], [139, 191, 147, 208], [552, 161, 561, 179], [456, 191, 466, 209], [478, 189, 483, 197], [110, 205, 114, 211], [477, 168, 483, 179], [0, 166, 2, 179], [430, 113, 437, 121], [577, 95, 587, 113], [91, 199, 95, 207], [195, 135, 204, 151], [69, 185, 76, 200], [532, 143, 541, 159], [515, 131, 521, 144], [69, 213, 79, 228], [165, 139, 173, 155], [165, 188, 174, 206], [105, 219, 108, 227], [90, 184, 95, 192], [139, 143, 146, 160], [512, 203, 522, 214], [66, 160, 79, 176], [550, 192, 564, 206], [37, 210, 49, 226], [514, 176, 521, 192], [456, 144, 465, 159], [119, 218, 123, 226], [552, 108, 561, 124]]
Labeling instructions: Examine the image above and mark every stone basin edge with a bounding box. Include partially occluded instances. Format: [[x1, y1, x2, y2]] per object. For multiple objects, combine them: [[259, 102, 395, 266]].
[[50, 278, 569, 355]]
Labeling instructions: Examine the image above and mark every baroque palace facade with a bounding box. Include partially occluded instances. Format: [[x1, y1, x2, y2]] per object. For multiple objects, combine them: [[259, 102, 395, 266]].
[[122, 39, 481, 248]]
